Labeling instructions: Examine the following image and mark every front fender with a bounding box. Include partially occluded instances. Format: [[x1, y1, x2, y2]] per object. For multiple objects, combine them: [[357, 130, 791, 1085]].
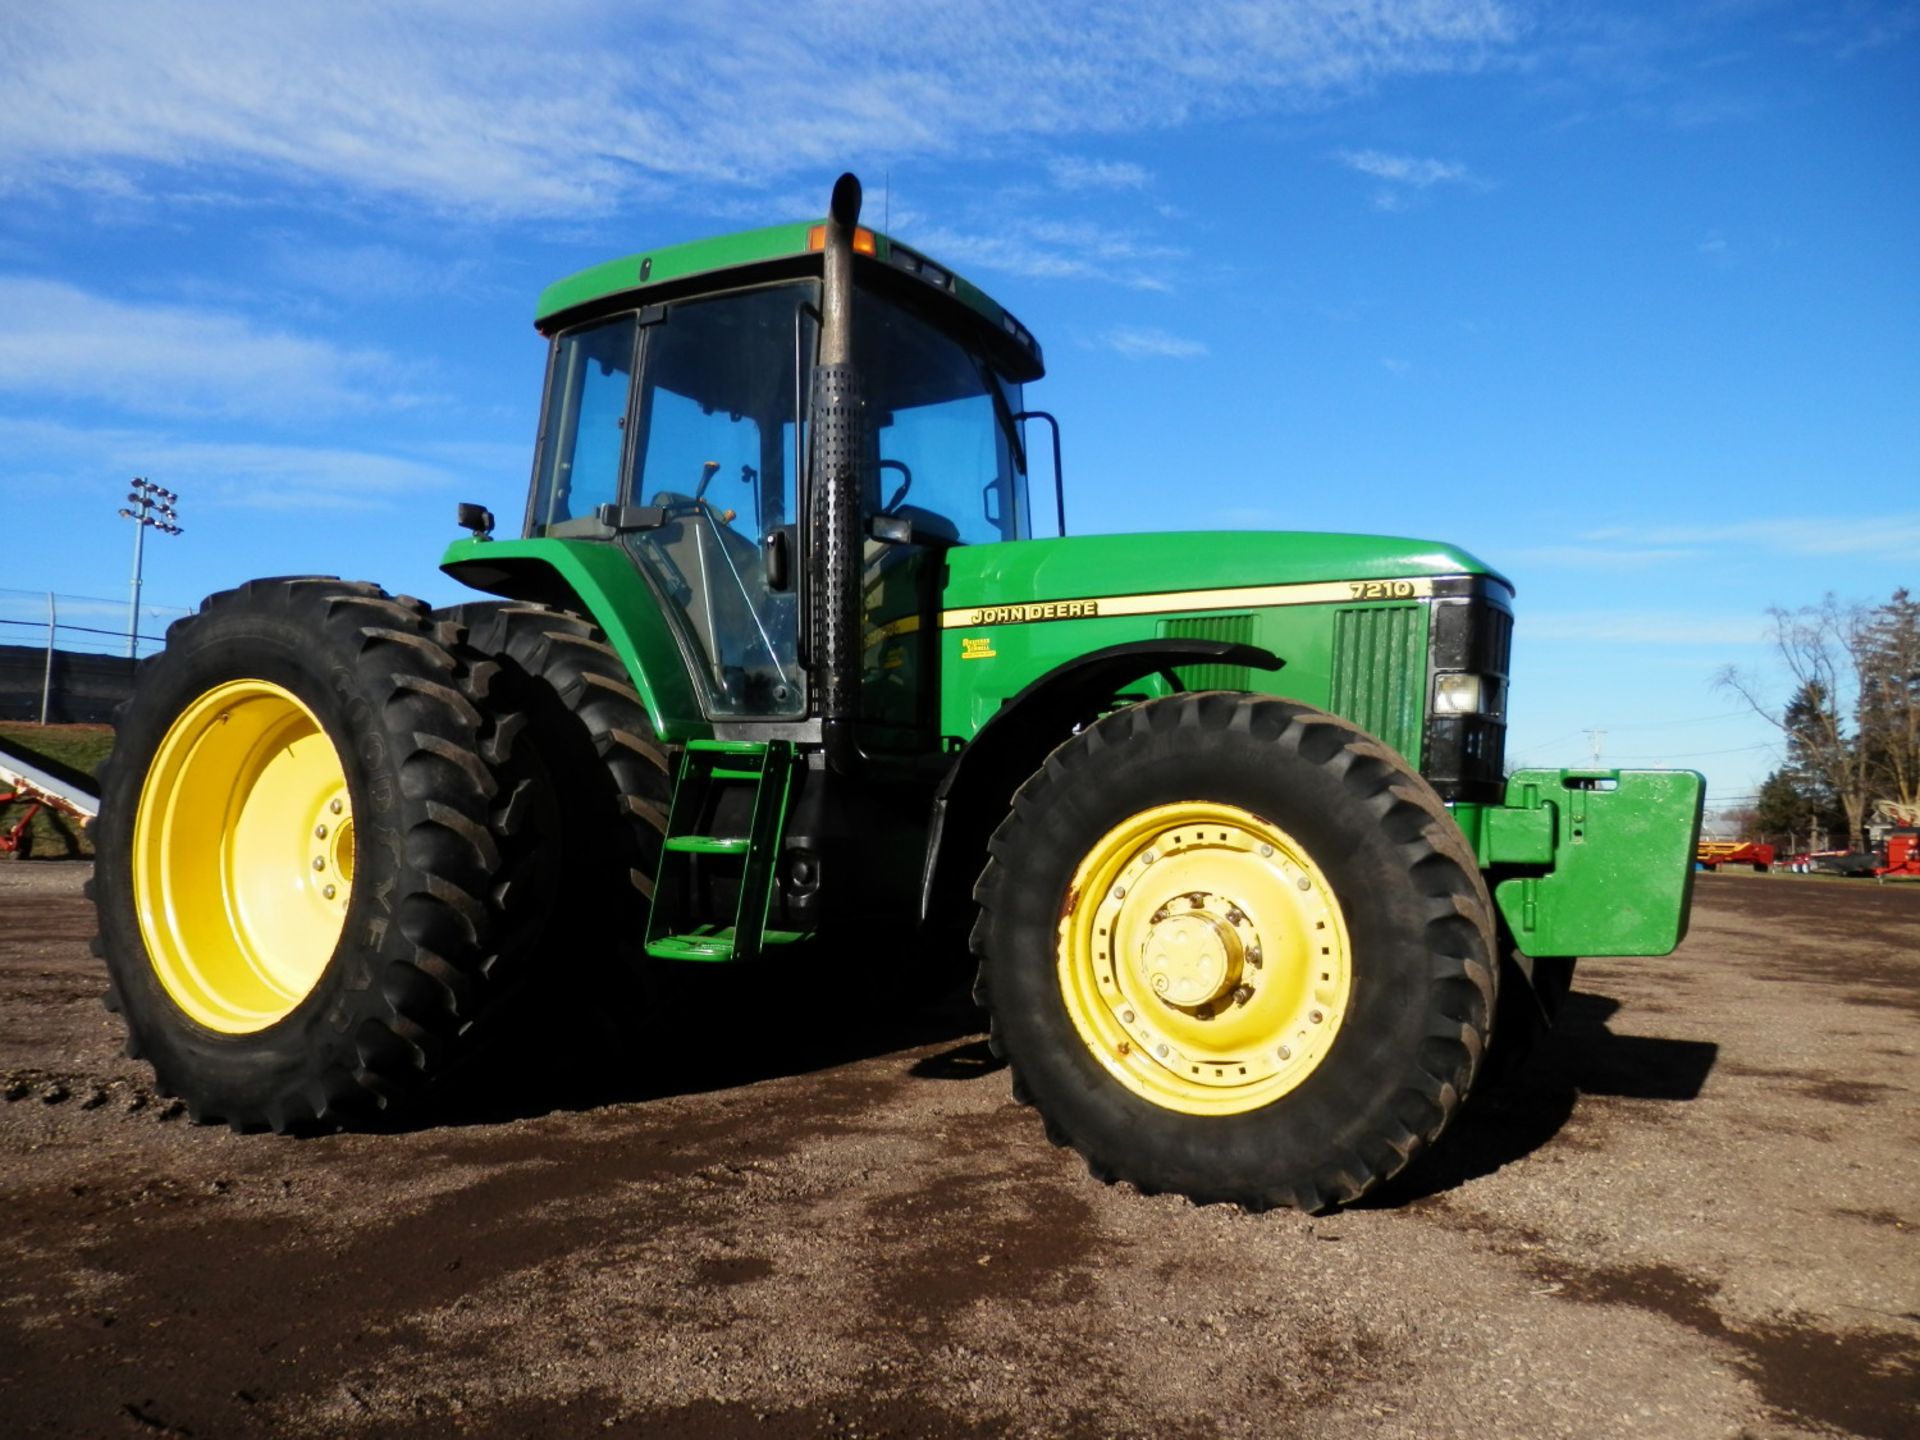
[[441, 537, 708, 741], [919, 638, 1283, 925]]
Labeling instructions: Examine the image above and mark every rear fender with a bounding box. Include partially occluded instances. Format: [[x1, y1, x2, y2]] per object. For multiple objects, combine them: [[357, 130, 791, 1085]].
[[441, 537, 707, 741]]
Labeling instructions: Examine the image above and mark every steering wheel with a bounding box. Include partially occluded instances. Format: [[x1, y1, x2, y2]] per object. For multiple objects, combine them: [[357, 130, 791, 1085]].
[[879, 458, 912, 513]]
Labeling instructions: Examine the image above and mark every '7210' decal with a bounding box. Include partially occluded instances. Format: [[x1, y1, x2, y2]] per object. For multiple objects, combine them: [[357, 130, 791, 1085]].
[[1349, 580, 1419, 600]]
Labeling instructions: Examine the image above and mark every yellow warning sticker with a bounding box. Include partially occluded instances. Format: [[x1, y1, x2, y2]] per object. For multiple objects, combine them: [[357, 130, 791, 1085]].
[[960, 636, 997, 661]]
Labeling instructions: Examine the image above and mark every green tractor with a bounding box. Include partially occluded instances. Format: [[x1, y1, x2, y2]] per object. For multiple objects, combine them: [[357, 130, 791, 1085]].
[[91, 176, 1703, 1211]]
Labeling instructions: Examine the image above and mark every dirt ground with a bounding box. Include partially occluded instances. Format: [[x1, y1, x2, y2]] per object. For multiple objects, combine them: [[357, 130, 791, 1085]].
[[1, 865, 1915, 1440]]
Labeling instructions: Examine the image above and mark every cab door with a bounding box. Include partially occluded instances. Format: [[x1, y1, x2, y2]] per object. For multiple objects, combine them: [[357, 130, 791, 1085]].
[[854, 299, 1028, 753]]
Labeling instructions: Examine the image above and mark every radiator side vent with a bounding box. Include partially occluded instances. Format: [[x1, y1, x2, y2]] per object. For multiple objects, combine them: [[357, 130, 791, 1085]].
[[1330, 604, 1425, 764], [1158, 613, 1256, 691]]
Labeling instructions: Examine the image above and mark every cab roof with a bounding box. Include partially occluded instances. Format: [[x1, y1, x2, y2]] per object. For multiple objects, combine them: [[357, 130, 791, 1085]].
[[535, 220, 1045, 381]]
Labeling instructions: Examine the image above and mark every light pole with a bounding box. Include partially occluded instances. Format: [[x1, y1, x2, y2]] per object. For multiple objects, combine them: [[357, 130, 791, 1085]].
[[118, 478, 183, 659]]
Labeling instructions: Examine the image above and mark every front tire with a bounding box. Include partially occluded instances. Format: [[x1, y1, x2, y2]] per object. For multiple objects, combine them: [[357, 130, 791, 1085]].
[[90, 579, 546, 1131], [972, 692, 1497, 1212]]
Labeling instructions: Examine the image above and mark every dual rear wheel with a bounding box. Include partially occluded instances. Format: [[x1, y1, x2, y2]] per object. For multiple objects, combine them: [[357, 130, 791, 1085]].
[[92, 579, 555, 1130]]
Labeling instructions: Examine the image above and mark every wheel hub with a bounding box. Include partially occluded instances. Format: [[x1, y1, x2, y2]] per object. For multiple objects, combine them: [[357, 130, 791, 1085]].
[[1141, 904, 1244, 1011], [309, 788, 355, 902], [1056, 802, 1353, 1116]]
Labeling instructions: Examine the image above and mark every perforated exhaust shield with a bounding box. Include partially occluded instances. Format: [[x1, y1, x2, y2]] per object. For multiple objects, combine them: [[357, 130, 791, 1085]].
[[808, 361, 865, 722]]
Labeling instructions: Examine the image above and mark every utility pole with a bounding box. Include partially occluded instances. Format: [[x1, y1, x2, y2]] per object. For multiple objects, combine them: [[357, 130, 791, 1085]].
[[1585, 728, 1607, 765], [118, 478, 183, 659]]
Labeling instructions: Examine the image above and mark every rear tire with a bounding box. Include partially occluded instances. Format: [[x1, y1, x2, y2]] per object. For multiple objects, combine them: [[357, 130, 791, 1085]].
[[972, 692, 1497, 1212], [90, 579, 550, 1131], [444, 603, 669, 959]]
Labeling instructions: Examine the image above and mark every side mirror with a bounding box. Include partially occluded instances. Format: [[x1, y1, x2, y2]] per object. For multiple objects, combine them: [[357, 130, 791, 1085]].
[[457, 502, 495, 540]]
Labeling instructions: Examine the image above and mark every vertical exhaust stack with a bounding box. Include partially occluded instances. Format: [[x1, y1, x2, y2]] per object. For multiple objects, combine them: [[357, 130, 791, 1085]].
[[810, 172, 866, 768]]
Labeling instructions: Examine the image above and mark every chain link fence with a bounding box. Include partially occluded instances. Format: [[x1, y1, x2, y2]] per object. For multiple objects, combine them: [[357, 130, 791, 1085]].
[[0, 589, 190, 724]]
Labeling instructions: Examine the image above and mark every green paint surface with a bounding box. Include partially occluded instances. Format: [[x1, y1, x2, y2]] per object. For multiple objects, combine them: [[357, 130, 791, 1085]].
[[941, 530, 1503, 605], [1458, 769, 1706, 957], [537, 222, 822, 325], [533, 220, 1032, 351], [934, 530, 1488, 744], [440, 536, 710, 741]]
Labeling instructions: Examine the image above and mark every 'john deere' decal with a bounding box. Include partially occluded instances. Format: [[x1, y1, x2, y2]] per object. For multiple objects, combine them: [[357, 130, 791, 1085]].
[[942, 576, 1442, 629]]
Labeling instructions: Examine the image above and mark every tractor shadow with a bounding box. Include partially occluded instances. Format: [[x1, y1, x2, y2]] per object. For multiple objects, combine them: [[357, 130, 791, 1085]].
[[416, 935, 994, 1131], [398, 948, 1720, 1205], [1359, 990, 1720, 1208]]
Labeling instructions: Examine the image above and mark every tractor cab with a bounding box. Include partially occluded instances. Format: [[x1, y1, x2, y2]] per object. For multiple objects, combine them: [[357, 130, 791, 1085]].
[[512, 217, 1046, 741]]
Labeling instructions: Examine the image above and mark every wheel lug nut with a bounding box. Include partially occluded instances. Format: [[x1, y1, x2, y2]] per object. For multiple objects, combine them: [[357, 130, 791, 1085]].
[[314, 823, 328, 839], [312, 857, 325, 872], [1310, 1010, 1324, 1025], [1111, 885, 1126, 900], [1122, 1009, 1136, 1024], [1233, 985, 1253, 1005], [1296, 876, 1311, 891], [1142, 850, 1157, 865], [1226, 907, 1245, 925], [329, 798, 344, 815], [323, 884, 337, 900], [1156, 1044, 1169, 1058], [1278, 1045, 1292, 1061], [1258, 843, 1273, 857]]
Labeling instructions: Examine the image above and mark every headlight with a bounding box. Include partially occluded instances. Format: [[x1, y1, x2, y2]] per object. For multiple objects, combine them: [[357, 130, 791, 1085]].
[[1432, 673, 1485, 715]]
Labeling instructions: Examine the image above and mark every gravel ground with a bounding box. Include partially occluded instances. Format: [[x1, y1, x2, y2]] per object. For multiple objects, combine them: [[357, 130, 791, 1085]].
[[1, 863, 1916, 1439]]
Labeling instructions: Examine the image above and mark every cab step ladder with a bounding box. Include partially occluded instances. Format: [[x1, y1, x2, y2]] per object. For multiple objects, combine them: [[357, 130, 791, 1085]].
[[644, 739, 797, 962]]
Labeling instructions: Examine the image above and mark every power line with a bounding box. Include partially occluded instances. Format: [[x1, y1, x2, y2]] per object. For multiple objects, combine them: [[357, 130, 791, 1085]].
[[1607, 742, 1780, 760], [1508, 709, 1765, 760]]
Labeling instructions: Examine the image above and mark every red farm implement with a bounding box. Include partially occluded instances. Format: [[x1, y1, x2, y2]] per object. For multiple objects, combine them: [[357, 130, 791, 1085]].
[[0, 744, 99, 855], [1696, 839, 1775, 872], [1876, 831, 1920, 880]]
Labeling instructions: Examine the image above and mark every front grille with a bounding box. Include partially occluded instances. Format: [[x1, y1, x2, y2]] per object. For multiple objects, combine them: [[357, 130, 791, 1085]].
[[1330, 605, 1425, 762]]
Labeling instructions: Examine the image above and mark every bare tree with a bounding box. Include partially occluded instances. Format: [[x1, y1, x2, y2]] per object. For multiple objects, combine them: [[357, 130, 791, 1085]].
[[1718, 596, 1876, 852], [1859, 588, 1920, 812]]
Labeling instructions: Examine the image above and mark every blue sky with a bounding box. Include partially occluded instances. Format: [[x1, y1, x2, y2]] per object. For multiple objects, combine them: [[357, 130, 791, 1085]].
[[1, 1, 1914, 816]]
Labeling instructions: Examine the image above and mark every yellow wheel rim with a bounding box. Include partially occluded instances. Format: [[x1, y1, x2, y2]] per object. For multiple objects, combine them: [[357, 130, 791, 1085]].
[[132, 679, 354, 1034], [1056, 801, 1353, 1116]]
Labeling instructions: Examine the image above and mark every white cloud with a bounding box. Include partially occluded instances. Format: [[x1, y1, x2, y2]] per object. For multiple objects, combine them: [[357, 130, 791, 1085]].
[[0, 278, 417, 420], [1048, 156, 1152, 191], [1336, 149, 1473, 188], [262, 239, 494, 304], [1504, 543, 1701, 569], [1098, 326, 1209, 361], [0, 418, 461, 513], [1584, 516, 1920, 562], [0, 3, 1521, 219], [914, 219, 1182, 290]]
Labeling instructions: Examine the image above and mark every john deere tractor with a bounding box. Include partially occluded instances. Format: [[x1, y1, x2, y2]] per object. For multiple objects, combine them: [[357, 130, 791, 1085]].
[[91, 176, 1703, 1211]]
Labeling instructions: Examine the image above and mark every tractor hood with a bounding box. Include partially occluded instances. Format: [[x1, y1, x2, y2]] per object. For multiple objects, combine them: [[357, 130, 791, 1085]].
[[940, 531, 1512, 614]]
